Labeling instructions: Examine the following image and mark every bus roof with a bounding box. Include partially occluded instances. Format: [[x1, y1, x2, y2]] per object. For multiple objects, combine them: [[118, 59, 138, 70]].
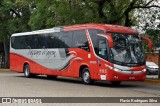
[[11, 23, 138, 36], [11, 27, 62, 36], [64, 23, 138, 34]]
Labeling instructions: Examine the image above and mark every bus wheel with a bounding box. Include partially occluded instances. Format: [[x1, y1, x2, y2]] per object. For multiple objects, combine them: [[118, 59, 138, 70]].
[[23, 64, 33, 78], [47, 75, 57, 79], [82, 68, 94, 85], [110, 81, 121, 85]]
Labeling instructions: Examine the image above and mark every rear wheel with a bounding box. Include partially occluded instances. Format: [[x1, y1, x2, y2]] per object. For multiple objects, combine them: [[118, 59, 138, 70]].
[[110, 81, 121, 85], [23, 64, 35, 78], [82, 68, 94, 85]]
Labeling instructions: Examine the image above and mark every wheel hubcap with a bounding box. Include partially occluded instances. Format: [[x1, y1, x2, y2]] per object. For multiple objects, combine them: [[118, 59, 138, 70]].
[[25, 67, 29, 76], [83, 71, 90, 83]]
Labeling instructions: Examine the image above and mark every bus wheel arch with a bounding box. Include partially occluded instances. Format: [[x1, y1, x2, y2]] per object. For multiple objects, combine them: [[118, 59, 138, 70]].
[[79, 65, 94, 85], [79, 65, 88, 78], [23, 62, 29, 68]]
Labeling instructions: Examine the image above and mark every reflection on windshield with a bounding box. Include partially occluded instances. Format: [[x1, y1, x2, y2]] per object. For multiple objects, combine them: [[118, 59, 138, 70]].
[[110, 33, 145, 66]]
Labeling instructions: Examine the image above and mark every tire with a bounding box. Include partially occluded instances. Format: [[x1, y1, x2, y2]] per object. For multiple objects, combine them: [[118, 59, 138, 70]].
[[23, 64, 34, 78], [47, 75, 57, 79], [81, 68, 94, 85], [110, 81, 121, 85]]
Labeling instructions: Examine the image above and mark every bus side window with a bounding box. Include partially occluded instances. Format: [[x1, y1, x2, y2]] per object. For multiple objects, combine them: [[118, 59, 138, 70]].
[[60, 31, 72, 48], [11, 36, 26, 49], [25, 35, 34, 49], [72, 30, 90, 52], [36, 34, 46, 49], [88, 29, 106, 57], [46, 32, 61, 48], [98, 39, 108, 60]]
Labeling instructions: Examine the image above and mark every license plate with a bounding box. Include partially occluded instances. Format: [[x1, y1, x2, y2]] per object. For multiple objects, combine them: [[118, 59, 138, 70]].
[[100, 75, 106, 80], [129, 77, 135, 79]]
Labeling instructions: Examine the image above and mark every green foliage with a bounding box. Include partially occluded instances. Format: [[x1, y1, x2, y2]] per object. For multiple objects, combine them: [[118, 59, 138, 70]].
[[1, 0, 160, 35], [28, 0, 104, 30], [29, 0, 160, 30], [146, 29, 160, 49], [0, 0, 160, 67], [0, 0, 31, 40], [0, 0, 31, 68]]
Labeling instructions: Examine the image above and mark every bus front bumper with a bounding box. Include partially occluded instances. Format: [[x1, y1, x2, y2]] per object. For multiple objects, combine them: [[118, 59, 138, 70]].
[[99, 69, 146, 81]]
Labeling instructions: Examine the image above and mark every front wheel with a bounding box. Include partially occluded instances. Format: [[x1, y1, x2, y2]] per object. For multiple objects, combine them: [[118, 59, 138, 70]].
[[82, 68, 94, 85]]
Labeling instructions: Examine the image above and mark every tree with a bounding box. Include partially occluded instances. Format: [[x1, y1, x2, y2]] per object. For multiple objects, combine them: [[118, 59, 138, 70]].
[[93, 0, 160, 27], [28, 0, 103, 30], [145, 29, 160, 49], [134, 0, 160, 32], [29, 0, 160, 30], [0, 0, 31, 68], [0, 0, 160, 68]]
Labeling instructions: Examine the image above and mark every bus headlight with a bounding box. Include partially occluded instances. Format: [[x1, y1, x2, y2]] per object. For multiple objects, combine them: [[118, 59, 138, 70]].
[[142, 69, 146, 72], [105, 64, 122, 72], [114, 68, 122, 72], [105, 65, 114, 70]]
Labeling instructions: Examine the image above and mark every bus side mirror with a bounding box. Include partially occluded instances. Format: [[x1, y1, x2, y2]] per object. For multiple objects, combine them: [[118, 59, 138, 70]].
[[141, 36, 153, 50], [98, 33, 114, 48]]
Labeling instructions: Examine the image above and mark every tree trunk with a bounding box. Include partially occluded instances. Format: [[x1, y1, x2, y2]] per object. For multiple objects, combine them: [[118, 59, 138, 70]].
[[3, 35, 10, 68], [98, 0, 106, 19]]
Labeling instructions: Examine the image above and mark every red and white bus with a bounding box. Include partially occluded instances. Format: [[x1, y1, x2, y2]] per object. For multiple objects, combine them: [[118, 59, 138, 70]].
[[10, 24, 152, 85]]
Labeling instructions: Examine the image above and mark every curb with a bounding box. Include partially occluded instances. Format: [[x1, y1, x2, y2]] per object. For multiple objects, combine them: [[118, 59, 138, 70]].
[[0, 69, 10, 71], [144, 79, 160, 84]]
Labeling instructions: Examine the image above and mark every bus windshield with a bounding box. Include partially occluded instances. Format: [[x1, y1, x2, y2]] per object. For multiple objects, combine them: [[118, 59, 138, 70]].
[[109, 33, 145, 66]]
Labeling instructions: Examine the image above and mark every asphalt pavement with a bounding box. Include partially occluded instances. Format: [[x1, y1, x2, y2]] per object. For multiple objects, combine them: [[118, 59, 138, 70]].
[[0, 71, 160, 106]]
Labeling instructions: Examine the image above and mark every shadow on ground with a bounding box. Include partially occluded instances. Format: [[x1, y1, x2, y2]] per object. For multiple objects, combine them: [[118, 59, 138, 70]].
[[15, 75, 141, 88]]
